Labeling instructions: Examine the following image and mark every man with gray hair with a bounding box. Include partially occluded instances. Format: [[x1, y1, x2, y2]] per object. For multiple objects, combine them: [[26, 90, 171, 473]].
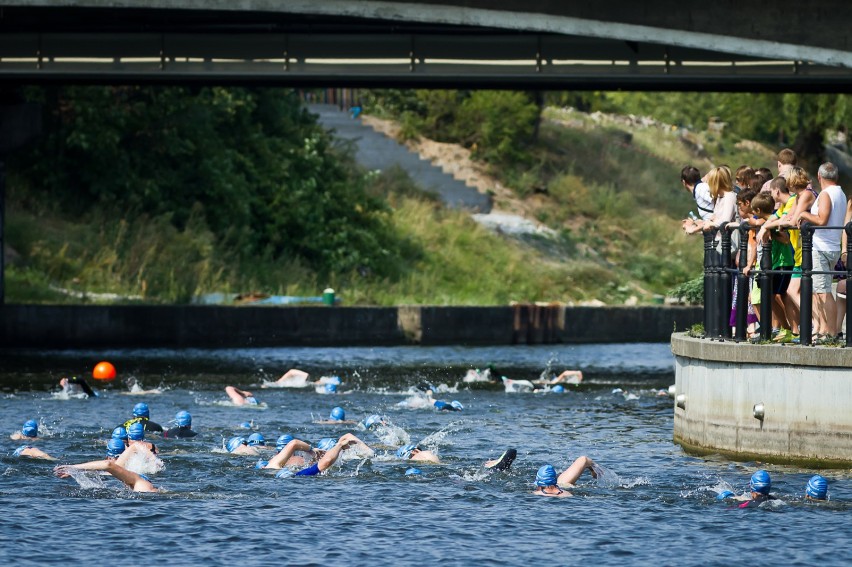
[[797, 162, 847, 341]]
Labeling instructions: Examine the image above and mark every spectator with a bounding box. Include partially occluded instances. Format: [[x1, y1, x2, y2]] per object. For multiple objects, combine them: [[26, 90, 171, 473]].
[[757, 177, 800, 338], [680, 165, 714, 221], [734, 165, 755, 194], [760, 148, 797, 192], [746, 192, 795, 341], [683, 166, 737, 235], [798, 162, 847, 341]]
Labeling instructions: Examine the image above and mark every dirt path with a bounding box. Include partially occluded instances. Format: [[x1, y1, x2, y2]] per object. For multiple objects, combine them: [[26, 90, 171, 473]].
[[361, 115, 534, 218]]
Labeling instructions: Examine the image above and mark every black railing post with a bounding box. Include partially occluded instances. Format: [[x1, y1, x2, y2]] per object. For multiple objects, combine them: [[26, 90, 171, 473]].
[[703, 229, 718, 338], [759, 239, 772, 341], [719, 226, 733, 338], [735, 222, 750, 341], [846, 221, 852, 348], [800, 222, 814, 346]]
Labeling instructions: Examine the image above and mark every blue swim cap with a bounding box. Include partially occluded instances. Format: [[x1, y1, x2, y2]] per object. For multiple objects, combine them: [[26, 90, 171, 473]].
[[247, 432, 266, 447], [536, 464, 558, 487], [276, 434, 294, 451], [132, 402, 150, 418], [254, 459, 269, 470], [112, 426, 128, 441], [552, 385, 565, 393], [363, 414, 383, 429], [227, 436, 247, 453], [244, 396, 258, 405], [325, 383, 338, 393], [330, 406, 345, 421], [175, 411, 191, 427], [806, 475, 828, 500], [405, 468, 422, 476], [397, 444, 417, 459], [750, 470, 771, 494], [717, 490, 735, 500], [327, 376, 341, 385], [315, 438, 336, 452], [127, 422, 145, 441], [21, 419, 38, 438], [450, 400, 464, 410], [107, 438, 126, 458], [433, 401, 448, 411], [239, 421, 253, 429], [275, 469, 294, 479]]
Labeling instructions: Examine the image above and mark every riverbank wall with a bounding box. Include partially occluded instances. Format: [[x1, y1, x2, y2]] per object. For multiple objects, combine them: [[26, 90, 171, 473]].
[[0, 304, 700, 348], [671, 333, 852, 467]]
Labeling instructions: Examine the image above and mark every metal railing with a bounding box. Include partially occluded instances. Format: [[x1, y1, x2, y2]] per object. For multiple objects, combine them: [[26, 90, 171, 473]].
[[703, 221, 852, 347]]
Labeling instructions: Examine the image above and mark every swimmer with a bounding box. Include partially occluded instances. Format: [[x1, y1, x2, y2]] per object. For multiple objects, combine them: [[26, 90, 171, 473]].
[[433, 400, 463, 412], [122, 402, 164, 433], [731, 470, 777, 508], [275, 434, 294, 451], [12, 445, 55, 460], [533, 456, 601, 497], [315, 406, 357, 425], [805, 475, 829, 501], [397, 444, 441, 464], [483, 448, 517, 472], [54, 459, 159, 493], [112, 426, 129, 447], [266, 433, 373, 476], [10, 419, 40, 441], [535, 370, 584, 386], [225, 386, 259, 406], [415, 384, 463, 412], [127, 422, 158, 455], [360, 414, 387, 429], [247, 433, 267, 448], [163, 411, 198, 439], [270, 368, 311, 388], [226, 436, 261, 456], [59, 376, 98, 398]]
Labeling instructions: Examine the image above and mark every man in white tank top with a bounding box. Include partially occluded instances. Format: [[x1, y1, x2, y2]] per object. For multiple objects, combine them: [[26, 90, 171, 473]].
[[797, 162, 847, 338]]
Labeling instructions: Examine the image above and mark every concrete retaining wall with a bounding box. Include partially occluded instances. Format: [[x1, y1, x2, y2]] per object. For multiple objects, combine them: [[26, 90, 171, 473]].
[[0, 304, 701, 348], [672, 333, 852, 466]]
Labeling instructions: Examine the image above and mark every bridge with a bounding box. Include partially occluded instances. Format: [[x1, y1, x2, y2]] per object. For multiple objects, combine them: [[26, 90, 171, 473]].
[[0, 0, 851, 91]]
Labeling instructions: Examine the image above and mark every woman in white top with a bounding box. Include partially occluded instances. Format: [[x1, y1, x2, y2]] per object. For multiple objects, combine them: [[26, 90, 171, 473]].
[[683, 166, 737, 235]]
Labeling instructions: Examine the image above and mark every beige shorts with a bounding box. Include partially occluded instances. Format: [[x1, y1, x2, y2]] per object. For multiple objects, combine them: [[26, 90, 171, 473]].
[[812, 250, 841, 294]]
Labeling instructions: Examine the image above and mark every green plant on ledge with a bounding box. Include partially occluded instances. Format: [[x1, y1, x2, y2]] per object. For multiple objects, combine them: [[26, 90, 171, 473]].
[[687, 323, 705, 338]]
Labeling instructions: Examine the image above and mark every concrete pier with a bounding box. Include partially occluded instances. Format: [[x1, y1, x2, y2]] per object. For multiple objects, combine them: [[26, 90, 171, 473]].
[[671, 333, 852, 467]]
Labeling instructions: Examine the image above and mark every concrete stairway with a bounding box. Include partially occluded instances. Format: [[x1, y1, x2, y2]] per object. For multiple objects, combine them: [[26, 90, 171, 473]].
[[308, 104, 492, 213]]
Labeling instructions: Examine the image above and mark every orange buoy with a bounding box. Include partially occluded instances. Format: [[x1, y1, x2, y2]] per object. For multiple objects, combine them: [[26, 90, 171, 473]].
[[92, 361, 116, 381]]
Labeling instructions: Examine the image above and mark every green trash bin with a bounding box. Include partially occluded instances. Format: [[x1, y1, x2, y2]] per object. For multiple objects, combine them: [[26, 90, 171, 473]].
[[322, 288, 335, 306]]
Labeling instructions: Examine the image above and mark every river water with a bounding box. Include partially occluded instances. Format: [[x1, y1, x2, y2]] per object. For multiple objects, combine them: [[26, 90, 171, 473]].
[[1, 343, 848, 566]]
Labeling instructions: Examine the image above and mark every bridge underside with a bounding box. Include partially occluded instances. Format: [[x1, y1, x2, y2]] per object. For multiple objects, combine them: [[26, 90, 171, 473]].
[[0, 5, 850, 91]]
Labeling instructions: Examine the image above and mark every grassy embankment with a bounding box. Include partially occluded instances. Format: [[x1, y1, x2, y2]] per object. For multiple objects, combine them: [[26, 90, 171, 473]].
[[5, 106, 775, 306]]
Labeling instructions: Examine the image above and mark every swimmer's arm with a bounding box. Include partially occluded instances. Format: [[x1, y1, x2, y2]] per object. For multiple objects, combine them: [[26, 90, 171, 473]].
[[266, 440, 312, 469], [104, 461, 158, 492], [276, 369, 309, 383], [22, 447, 55, 460], [318, 434, 374, 471], [554, 370, 583, 383]]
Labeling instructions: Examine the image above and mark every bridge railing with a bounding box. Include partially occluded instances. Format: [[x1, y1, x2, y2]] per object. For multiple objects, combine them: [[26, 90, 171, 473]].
[[702, 221, 852, 347]]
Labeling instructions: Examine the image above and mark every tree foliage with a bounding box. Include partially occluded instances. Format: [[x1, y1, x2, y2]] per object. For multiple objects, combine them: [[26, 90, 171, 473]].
[[555, 91, 852, 164], [12, 86, 414, 279], [362, 89, 540, 166]]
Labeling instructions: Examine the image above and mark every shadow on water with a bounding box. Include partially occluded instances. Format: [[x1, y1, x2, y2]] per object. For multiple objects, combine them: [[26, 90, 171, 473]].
[[0, 343, 675, 391]]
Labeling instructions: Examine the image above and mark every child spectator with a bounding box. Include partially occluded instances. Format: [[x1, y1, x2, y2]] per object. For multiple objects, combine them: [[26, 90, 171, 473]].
[[746, 192, 796, 342]]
